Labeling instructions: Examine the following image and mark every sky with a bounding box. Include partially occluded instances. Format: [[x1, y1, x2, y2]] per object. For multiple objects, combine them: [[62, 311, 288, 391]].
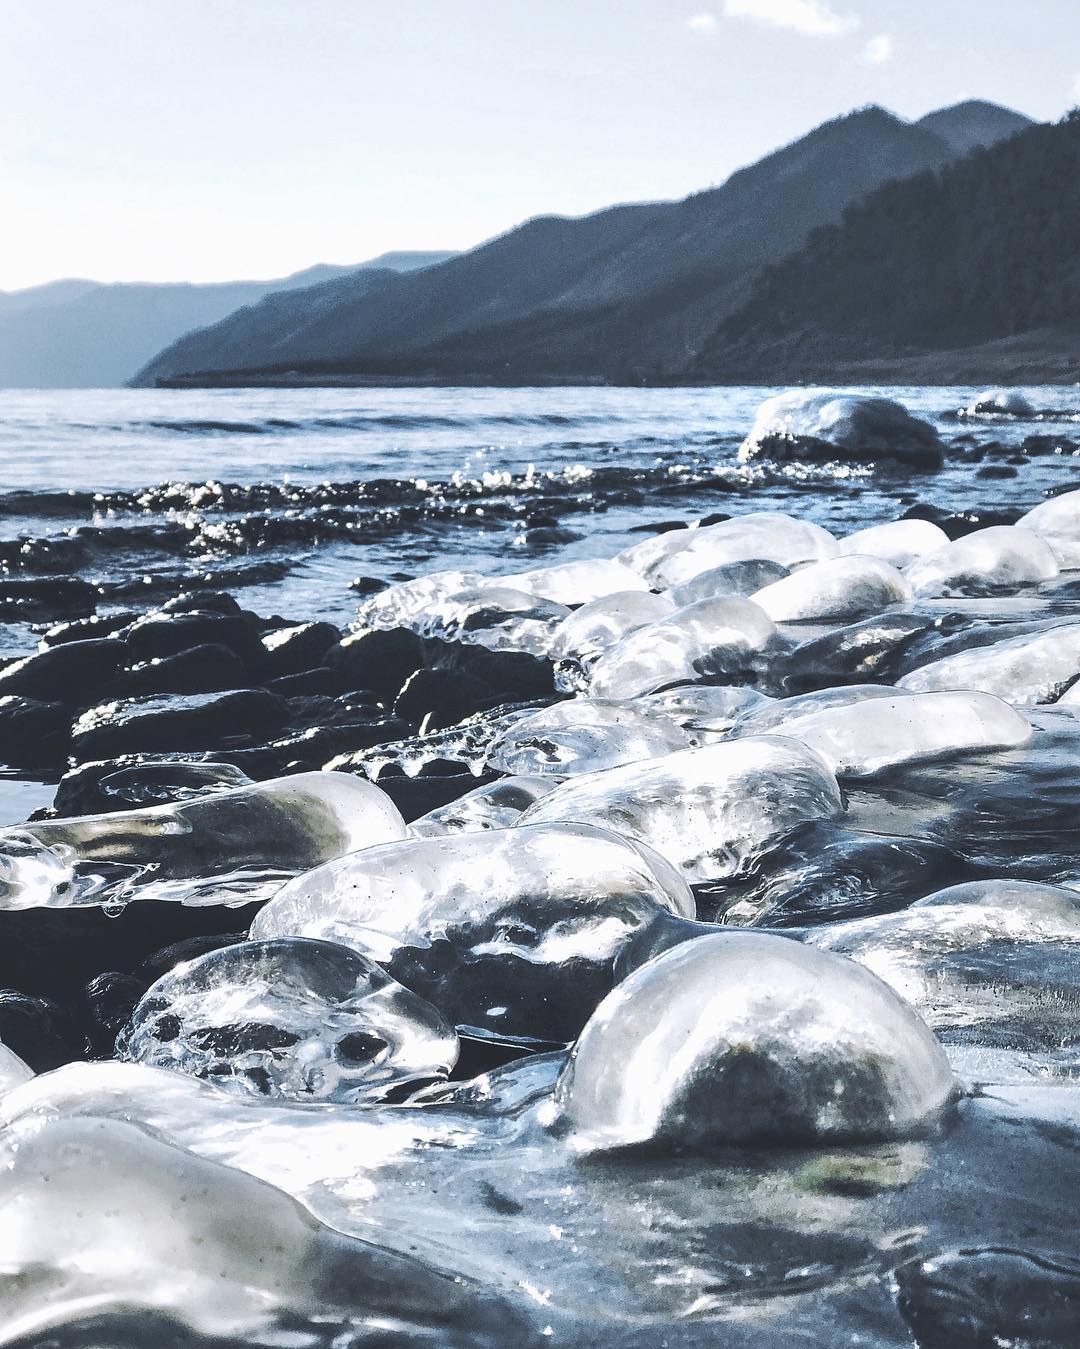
[[2, 0, 1079, 291]]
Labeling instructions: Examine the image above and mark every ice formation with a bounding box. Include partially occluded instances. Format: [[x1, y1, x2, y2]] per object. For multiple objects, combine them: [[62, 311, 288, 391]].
[[0, 771, 405, 910], [547, 589, 675, 664], [408, 775, 556, 836], [486, 698, 690, 775], [499, 556, 648, 605], [1018, 486, 1080, 540], [754, 691, 1032, 777], [667, 558, 790, 606], [411, 583, 571, 655], [751, 554, 914, 623], [355, 568, 480, 631], [252, 822, 695, 1041], [642, 683, 771, 742], [964, 389, 1036, 417], [554, 932, 955, 1151], [897, 623, 1080, 705], [587, 595, 777, 700], [117, 937, 458, 1102], [905, 525, 1060, 597], [737, 391, 945, 469], [835, 518, 950, 569], [0, 1042, 33, 1093], [519, 736, 844, 881]]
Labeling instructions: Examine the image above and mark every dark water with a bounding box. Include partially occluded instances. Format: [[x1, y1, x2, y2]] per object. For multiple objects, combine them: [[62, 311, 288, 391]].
[[2, 384, 1078, 645]]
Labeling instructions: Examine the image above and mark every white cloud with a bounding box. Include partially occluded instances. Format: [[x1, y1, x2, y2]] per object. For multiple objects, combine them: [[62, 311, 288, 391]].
[[722, 0, 860, 38], [861, 32, 894, 64], [686, 12, 720, 34], [1072, 72, 1080, 104]]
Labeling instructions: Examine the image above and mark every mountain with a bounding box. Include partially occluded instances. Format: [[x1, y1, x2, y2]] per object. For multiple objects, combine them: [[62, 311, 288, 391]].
[[0, 252, 457, 389], [693, 113, 1080, 385], [135, 101, 1033, 388], [915, 99, 1034, 156]]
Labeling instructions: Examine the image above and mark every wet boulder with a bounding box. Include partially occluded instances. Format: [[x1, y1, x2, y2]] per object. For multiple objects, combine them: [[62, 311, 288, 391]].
[[70, 688, 289, 760], [0, 637, 130, 706], [124, 611, 268, 676], [261, 621, 341, 679], [0, 695, 70, 769], [738, 391, 945, 470], [326, 627, 424, 698]]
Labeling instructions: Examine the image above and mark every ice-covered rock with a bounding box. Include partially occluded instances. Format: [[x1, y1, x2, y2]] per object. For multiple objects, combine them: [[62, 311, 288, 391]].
[[751, 555, 913, 623], [0, 1041, 33, 1092], [737, 392, 945, 469], [622, 512, 838, 590], [667, 558, 790, 607], [898, 623, 1080, 706], [547, 590, 676, 664], [754, 691, 1032, 777], [905, 526, 1060, 597], [117, 937, 458, 1102], [499, 557, 648, 606], [408, 775, 557, 836], [963, 389, 1036, 417], [1018, 487, 1080, 541], [835, 519, 950, 569], [554, 932, 955, 1151], [519, 736, 844, 882], [0, 771, 406, 911], [252, 822, 695, 1041], [641, 683, 772, 743], [0, 1113, 525, 1347], [587, 596, 777, 700], [486, 699, 690, 776], [410, 584, 571, 656], [355, 569, 481, 630], [734, 683, 906, 734], [810, 881, 1080, 1072]]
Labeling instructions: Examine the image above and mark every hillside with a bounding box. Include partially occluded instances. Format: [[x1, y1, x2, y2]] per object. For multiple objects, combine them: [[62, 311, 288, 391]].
[[694, 113, 1080, 384], [135, 102, 1032, 388], [0, 252, 456, 388]]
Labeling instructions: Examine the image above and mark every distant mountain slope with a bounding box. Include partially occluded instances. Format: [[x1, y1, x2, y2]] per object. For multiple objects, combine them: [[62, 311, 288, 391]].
[[693, 113, 1080, 384], [136, 101, 1033, 387], [916, 99, 1033, 156], [0, 252, 456, 388]]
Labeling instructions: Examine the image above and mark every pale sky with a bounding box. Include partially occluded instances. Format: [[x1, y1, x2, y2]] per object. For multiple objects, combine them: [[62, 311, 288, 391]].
[[2, 0, 1078, 291]]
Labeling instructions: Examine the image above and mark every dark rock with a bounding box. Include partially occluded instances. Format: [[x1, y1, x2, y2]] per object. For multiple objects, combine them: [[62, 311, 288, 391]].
[[0, 989, 82, 1071], [976, 464, 1019, 479], [901, 502, 1022, 539], [51, 756, 255, 817], [271, 717, 411, 771], [781, 613, 937, 693], [70, 688, 289, 761], [0, 577, 99, 620], [265, 667, 347, 697], [395, 667, 494, 729], [348, 575, 390, 596], [124, 612, 267, 675], [423, 637, 556, 703], [368, 769, 500, 823], [160, 590, 242, 616], [83, 971, 148, 1056], [105, 643, 248, 699], [261, 621, 341, 678], [0, 638, 130, 705], [627, 519, 690, 535], [1023, 434, 1077, 456], [327, 628, 423, 698], [138, 933, 249, 985], [0, 695, 70, 769], [41, 611, 140, 647]]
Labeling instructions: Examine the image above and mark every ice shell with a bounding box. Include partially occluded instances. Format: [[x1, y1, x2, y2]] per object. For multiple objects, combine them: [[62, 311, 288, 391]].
[[408, 775, 557, 836], [964, 389, 1036, 416], [751, 555, 914, 623], [355, 569, 481, 631], [737, 391, 945, 469], [0, 771, 406, 911], [499, 557, 649, 606], [486, 698, 690, 776], [810, 880, 1080, 1068], [252, 822, 695, 1041], [518, 735, 844, 882], [553, 932, 955, 1151], [117, 937, 458, 1103], [0, 1042, 34, 1093], [751, 690, 1032, 777], [1018, 487, 1080, 541], [626, 512, 838, 590], [411, 584, 571, 655], [734, 683, 905, 734], [547, 590, 676, 664], [835, 519, 950, 569], [667, 558, 790, 607], [641, 684, 772, 743], [898, 623, 1080, 706], [587, 595, 776, 700], [0, 1113, 527, 1346], [905, 526, 1060, 597]]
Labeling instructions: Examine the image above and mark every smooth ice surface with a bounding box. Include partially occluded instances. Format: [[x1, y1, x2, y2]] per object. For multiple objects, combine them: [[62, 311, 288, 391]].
[[836, 519, 950, 569], [0, 1043, 33, 1093], [757, 691, 1032, 777], [626, 512, 839, 590], [0, 771, 406, 910], [641, 683, 772, 742], [410, 583, 570, 655], [737, 392, 944, 468], [354, 568, 480, 631], [811, 881, 1080, 1076], [1018, 487, 1080, 541], [554, 932, 956, 1151], [734, 683, 905, 734], [587, 595, 776, 700], [252, 822, 695, 1041], [118, 937, 458, 1102], [905, 526, 1060, 597], [752, 554, 913, 623], [499, 557, 648, 606], [897, 623, 1080, 706], [547, 589, 675, 664], [486, 698, 690, 775], [667, 558, 790, 607], [519, 736, 844, 882], [408, 775, 556, 836], [0, 1113, 525, 1347]]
